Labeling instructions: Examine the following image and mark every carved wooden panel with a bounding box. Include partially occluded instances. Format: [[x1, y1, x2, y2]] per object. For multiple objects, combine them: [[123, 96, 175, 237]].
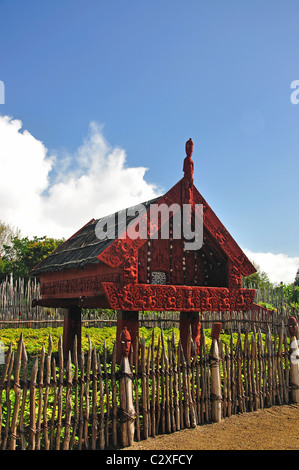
[[40, 273, 120, 297], [102, 282, 255, 312], [171, 239, 184, 285], [137, 242, 148, 284]]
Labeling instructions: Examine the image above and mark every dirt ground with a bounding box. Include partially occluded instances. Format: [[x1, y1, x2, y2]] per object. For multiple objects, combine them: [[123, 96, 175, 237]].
[[124, 404, 299, 451]]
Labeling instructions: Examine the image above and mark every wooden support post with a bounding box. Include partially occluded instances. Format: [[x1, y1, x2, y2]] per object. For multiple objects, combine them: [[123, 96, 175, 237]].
[[288, 317, 299, 403], [119, 327, 135, 447], [290, 338, 299, 403], [179, 311, 200, 358], [210, 322, 222, 422], [116, 310, 139, 363], [63, 306, 81, 359], [179, 312, 189, 360]]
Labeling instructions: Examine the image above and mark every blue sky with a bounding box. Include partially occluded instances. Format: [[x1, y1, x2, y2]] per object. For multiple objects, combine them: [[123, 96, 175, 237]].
[[0, 0, 298, 283]]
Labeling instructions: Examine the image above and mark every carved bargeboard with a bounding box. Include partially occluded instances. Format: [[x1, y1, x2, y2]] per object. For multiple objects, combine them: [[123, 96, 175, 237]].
[[102, 282, 255, 312]]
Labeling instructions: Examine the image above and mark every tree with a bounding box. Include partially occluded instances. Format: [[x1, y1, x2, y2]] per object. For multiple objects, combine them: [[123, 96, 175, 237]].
[[294, 268, 299, 287], [243, 263, 272, 289], [0, 235, 64, 281], [0, 221, 21, 256]]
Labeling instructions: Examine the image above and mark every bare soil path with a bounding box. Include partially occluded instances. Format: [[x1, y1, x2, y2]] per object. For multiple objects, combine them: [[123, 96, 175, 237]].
[[124, 404, 299, 451]]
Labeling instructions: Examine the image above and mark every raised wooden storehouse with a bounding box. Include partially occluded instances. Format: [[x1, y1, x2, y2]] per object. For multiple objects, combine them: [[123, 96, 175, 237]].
[[30, 139, 256, 359]]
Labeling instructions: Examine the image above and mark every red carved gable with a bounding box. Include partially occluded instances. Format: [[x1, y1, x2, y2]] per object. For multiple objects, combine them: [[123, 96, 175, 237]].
[[33, 139, 256, 312], [97, 177, 256, 289]]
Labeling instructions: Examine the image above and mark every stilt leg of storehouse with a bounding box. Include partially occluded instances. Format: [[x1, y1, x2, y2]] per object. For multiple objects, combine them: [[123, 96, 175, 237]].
[[116, 310, 139, 363], [179, 311, 201, 358], [63, 305, 82, 359]]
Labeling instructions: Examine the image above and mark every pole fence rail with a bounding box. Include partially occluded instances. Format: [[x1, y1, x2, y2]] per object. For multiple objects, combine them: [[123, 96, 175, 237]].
[[0, 276, 298, 333], [1, 312, 298, 334], [0, 322, 298, 450]]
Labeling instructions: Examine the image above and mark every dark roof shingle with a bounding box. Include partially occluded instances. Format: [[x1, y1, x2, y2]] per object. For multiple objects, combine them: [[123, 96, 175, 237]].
[[30, 197, 160, 275]]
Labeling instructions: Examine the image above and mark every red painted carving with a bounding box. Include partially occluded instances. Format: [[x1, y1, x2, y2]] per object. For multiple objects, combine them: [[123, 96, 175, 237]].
[[102, 282, 255, 312], [288, 316, 298, 337], [183, 138, 194, 205], [97, 176, 255, 283], [98, 237, 141, 268], [228, 260, 242, 289], [123, 254, 138, 284], [183, 138, 194, 185], [179, 312, 201, 357], [94, 139, 256, 318], [40, 273, 120, 297], [150, 238, 170, 273], [191, 315, 201, 355], [97, 176, 186, 270], [120, 327, 131, 357], [211, 322, 222, 339], [184, 249, 196, 286], [138, 242, 148, 284], [171, 239, 184, 285], [116, 311, 139, 363]]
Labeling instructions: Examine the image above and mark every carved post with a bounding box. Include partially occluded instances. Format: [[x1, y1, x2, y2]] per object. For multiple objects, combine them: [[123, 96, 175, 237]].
[[210, 322, 222, 422], [191, 314, 201, 356], [288, 317, 299, 403], [63, 305, 81, 359], [116, 310, 139, 363], [180, 311, 200, 358], [119, 327, 135, 447]]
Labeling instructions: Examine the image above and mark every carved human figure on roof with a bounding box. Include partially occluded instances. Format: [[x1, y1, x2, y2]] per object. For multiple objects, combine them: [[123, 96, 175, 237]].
[[183, 138, 194, 205], [183, 138, 194, 186]]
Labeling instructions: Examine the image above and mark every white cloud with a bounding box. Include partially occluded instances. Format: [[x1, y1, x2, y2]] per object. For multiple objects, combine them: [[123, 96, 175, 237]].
[[1, 114, 298, 286], [243, 248, 299, 285], [0, 115, 162, 239]]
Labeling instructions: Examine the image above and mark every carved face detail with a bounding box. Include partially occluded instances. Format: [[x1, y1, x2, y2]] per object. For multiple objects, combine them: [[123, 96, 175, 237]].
[[185, 138, 193, 157], [211, 322, 222, 340], [288, 317, 298, 337], [120, 327, 131, 357]]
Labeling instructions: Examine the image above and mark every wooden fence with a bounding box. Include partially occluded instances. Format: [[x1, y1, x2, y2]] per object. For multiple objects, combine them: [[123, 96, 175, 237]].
[[0, 277, 297, 333], [0, 323, 296, 450], [0, 276, 65, 325]]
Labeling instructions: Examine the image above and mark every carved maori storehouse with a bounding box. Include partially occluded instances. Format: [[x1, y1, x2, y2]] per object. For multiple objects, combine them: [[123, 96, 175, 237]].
[[30, 139, 256, 360]]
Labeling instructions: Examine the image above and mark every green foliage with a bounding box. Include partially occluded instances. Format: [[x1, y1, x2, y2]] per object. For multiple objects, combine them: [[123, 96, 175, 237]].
[[243, 269, 272, 290], [244, 263, 299, 312], [257, 301, 277, 312], [0, 327, 64, 356], [283, 283, 299, 309], [0, 326, 182, 358], [0, 235, 64, 281], [0, 326, 270, 360]]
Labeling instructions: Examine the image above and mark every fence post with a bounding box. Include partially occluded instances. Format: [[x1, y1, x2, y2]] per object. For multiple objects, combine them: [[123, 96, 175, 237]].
[[210, 322, 222, 422], [288, 317, 299, 403], [119, 327, 135, 447]]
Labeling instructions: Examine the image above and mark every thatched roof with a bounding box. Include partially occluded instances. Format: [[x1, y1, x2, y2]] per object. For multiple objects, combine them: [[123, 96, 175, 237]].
[[30, 197, 160, 276]]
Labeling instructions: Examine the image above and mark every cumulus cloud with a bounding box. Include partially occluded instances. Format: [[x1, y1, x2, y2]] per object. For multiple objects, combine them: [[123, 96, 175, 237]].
[[243, 248, 299, 285], [0, 115, 162, 239], [1, 114, 297, 286]]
